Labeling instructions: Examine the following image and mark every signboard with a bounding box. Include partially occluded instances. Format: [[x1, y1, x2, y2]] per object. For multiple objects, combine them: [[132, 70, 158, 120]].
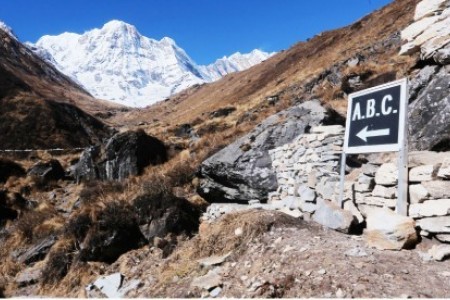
[[343, 79, 408, 154], [339, 78, 409, 215]]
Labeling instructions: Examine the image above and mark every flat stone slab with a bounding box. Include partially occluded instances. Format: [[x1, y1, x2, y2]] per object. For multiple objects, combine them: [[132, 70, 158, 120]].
[[429, 244, 450, 261], [422, 181, 450, 199], [417, 216, 450, 233], [409, 199, 450, 218], [197, 252, 232, 267], [191, 270, 222, 290], [409, 165, 434, 182], [375, 163, 397, 186]]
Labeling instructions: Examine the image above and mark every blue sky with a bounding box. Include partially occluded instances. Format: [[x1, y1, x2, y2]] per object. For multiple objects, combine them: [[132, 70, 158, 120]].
[[1, 0, 392, 65]]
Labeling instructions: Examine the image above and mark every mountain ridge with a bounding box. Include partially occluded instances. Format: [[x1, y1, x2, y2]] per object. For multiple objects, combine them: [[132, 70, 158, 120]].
[[28, 20, 274, 107], [0, 24, 113, 149]]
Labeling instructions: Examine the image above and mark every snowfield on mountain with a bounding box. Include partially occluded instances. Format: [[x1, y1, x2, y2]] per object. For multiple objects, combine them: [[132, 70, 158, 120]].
[[29, 20, 274, 107]]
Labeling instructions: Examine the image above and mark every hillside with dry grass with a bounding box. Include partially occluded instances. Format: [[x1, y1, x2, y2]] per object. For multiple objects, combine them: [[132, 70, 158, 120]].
[[111, 0, 418, 135], [0, 27, 120, 149], [4, 0, 450, 298]]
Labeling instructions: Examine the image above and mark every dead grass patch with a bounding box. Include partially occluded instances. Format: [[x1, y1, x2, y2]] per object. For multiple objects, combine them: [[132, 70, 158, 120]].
[[41, 241, 74, 285], [15, 209, 55, 243], [153, 210, 304, 291], [79, 180, 125, 205], [194, 210, 302, 257]]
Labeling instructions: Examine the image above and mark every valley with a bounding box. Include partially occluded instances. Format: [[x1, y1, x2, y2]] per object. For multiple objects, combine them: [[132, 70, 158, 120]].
[[1, 0, 450, 298]]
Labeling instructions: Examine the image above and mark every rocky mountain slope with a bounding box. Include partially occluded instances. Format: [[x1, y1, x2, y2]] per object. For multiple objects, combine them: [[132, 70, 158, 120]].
[[29, 20, 274, 107], [2, 0, 450, 298], [113, 0, 419, 135], [0, 25, 113, 149]]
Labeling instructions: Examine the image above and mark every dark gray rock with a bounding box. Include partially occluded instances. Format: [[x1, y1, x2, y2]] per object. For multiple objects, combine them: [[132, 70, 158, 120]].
[[0, 158, 25, 183], [0, 205, 17, 226], [198, 100, 330, 203], [79, 202, 147, 263], [409, 68, 450, 151], [408, 65, 439, 100], [75, 130, 167, 182], [100, 130, 167, 180], [28, 159, 65, 182], [73, 146, 100, 183], [133, 193, 201, 242], [433, 47, 450, 65], [174, 124, 194, 138], [16, 235, 57, 265], [173, 123, 199, 142], [210, 106, 236, 118], [0, 191, 35, 227]]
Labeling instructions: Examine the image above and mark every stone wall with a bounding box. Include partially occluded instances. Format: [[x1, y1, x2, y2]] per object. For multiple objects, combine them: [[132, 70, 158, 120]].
[[266, 125, 450, 243], [268, 125, 344, 215]]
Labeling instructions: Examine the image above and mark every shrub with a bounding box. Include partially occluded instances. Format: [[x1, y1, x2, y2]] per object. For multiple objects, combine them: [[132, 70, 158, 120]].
[[65, 213, 92, 243], [15, 211, 49, 243], [78, 201, 146, 263], [42, 249, 73, 285], [79, 180, 125, 204], [165, 160, 197, 187]]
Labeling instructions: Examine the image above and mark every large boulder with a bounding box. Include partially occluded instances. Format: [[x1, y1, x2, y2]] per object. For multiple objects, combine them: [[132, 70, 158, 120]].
[[75, 130, 167, 182], [312, 199, 359, 233], [364, 207, 418, 250], [409, 68, 450, 151], [198, 100, 333, 203], [27, 159, 65, 182], [78, 202, 147, 263], [133, 192, 201, 242]]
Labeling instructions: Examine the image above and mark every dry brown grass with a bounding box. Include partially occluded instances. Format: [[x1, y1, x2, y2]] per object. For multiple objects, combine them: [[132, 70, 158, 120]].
[[41, 239, 75, 285], [105, 0, 420, 175], [151, 209, 304, 292], [15, 209, 56, 243]]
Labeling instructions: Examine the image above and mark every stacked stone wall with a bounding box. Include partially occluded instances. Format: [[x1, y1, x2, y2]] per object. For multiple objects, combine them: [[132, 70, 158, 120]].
[[268, 125, 450, 243]]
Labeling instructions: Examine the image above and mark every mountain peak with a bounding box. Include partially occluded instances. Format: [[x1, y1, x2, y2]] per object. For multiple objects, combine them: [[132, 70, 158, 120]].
[[29, 20, 274, 107], [101, 20, 138, 34], [160, 36, 175, 46], [0, 20, 17, 40]]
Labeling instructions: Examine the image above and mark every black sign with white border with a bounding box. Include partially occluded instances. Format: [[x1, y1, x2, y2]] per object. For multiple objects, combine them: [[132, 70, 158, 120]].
[[343, 79, 408, 154]]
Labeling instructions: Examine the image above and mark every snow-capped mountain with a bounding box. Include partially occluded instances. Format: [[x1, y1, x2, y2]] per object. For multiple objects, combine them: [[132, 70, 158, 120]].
[[0, 20, 17, 40], [200, 49, 273, 81], [29, 20, 274, 107]]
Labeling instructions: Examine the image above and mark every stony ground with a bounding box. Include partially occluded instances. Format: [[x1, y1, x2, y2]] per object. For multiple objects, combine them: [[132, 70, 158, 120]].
[[7, 210, 450, 298], [36, 210, 447, 299]]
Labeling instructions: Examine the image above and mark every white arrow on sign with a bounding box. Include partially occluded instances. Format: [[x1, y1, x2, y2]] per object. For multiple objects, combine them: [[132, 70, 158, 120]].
[[356, 126, 390, 142]]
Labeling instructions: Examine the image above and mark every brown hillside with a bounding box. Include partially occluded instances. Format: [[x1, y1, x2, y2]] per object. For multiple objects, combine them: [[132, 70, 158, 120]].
[[0, 29, 115, 149], [0, 28, 124, 115], [112, 0, 419, 140]]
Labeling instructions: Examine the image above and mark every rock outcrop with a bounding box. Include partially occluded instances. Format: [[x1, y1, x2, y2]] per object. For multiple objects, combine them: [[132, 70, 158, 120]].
[[408, 68, 450, 150], [401, 0, 450, 151], [27, 160, 65, 182], [75, 129, 167, 182], [400, 0, 450, 59], [198, 100, 335, 203], [133, 193, 201, 242], [78, 202, 147, 263]]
